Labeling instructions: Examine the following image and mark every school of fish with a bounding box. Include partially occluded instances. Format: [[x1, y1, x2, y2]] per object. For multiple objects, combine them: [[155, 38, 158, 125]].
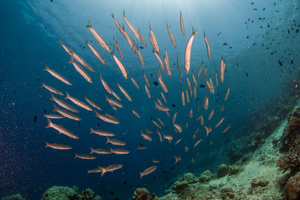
[[42, 10, 231, 180]]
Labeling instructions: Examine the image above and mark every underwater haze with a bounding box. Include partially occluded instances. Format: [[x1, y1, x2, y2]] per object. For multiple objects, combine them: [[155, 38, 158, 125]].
[[0, 0, 299, 199]]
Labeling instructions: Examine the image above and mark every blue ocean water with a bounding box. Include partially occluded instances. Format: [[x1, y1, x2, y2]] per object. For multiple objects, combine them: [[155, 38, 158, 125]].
[[0, 0, 299, 199]]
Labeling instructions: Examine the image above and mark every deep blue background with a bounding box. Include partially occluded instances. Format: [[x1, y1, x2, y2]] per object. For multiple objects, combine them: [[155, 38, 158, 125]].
[[0, 0, 299, 199]]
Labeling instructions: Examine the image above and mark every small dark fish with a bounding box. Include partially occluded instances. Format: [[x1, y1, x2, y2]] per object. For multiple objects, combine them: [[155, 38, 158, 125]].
[[97, 123, 100, 126], [278, 60, 283, 66], [34, 116, 37, 122], [150, 74, 153, 77], [153, 81, 158, 86], [44, 109, 47, 113], [291, 60, 294, 64], [36, 78, 40, 81], [123, 181, 127, 185], [200, 84, 205, 88], [288, 29, 290, 34], [172, 104, 176, 107], [217, 32, 222, 36], [223, 42, 228, 46], [247, 36, 249, 39], [253, 8, 257, 10], [153, 176, 156, 179], [246, 73, 248, 77], [78, 122, 80, 126], [251, 2, 254, 4], [296, 29, 299, 33], [163, 170, 166, 173], [196, 97, 199, 100], [263, 8, 265, 11], [139, 46, 144, 49], [110, 191, 114, 195]]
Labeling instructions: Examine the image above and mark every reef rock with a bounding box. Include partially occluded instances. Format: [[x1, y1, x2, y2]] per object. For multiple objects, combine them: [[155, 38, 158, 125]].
[[251, 178, 269, 188], [284, 172, 300, 200], [183, 172, 196, 183], [217, 164, 229, 177], [199, 170, 213, 183]]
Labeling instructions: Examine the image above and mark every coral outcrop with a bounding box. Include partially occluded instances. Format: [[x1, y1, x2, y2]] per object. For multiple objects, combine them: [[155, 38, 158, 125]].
[[183, 172, 196, 183], [199, 170, 213, 183], [277, 107, 300, 176], [284, 172, 300, 200], [217, 164, 229, 177], [174, 180, 188, 193], [132, 188, 158, 200], [42, 186, 101, 200]]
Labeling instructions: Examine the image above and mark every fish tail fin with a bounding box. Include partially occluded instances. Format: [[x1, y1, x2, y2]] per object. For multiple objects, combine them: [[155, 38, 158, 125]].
[[140, 173, 143, 179], [123, 9, 125, 17], [100, 167, 106, 177], [90, 128, 94, 134], [99, 73, 102, 79], [203, 30, 206, 37], [40, 81, 45, 88], [59, 40, 63, 45], [192, 27, 198, 35], [86, 20, 92, 28], [115, 81, 119, 86], [109, 147, 113, 154], [106, 136, 110, 144], [43, 64, 49, 71], [45, 141, 49, 147], [90, 147, 94, 154], [154, 100, 158, 109], [94, 110, 99, 117], [65, 92, 70, 100], [53, 104, 58, 112], [148, 22, 151, 29], [105, 94, 108, 101], [45, 118, 52, 128], [111, 12, 114, 18], [84, 38, 89, 44], [74, 153, 78, 159], [68, 56, 74, 64]]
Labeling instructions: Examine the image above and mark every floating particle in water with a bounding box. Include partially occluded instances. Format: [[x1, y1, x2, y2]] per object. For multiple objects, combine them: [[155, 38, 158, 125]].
[[123, 181, 127, 185], [278, 60, 283, 66], [153, 81, 158, 86], [172, 104, 176, 107], [246, 73, 248, 77], [34, 115, 37, 122], [200, 84, 205, 88], [223, 42, 228, 46]]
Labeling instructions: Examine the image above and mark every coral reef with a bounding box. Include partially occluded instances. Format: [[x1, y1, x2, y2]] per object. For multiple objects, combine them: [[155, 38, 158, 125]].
[[277, 106, 300, 176], [217, 164, 229, 177], [199, 170, 214, 183], [132, 188, 158, 200], [80, 188, 95, 200], [183, 172, 196, 183], [228, 165, 240, 175], [284, 172, 300, 200], [174, 181, 188, 193], [42, 186, 101, 200], [279, 107, 300, 152], [1, 193, 26, 200], [42, 186, 79, 200]]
